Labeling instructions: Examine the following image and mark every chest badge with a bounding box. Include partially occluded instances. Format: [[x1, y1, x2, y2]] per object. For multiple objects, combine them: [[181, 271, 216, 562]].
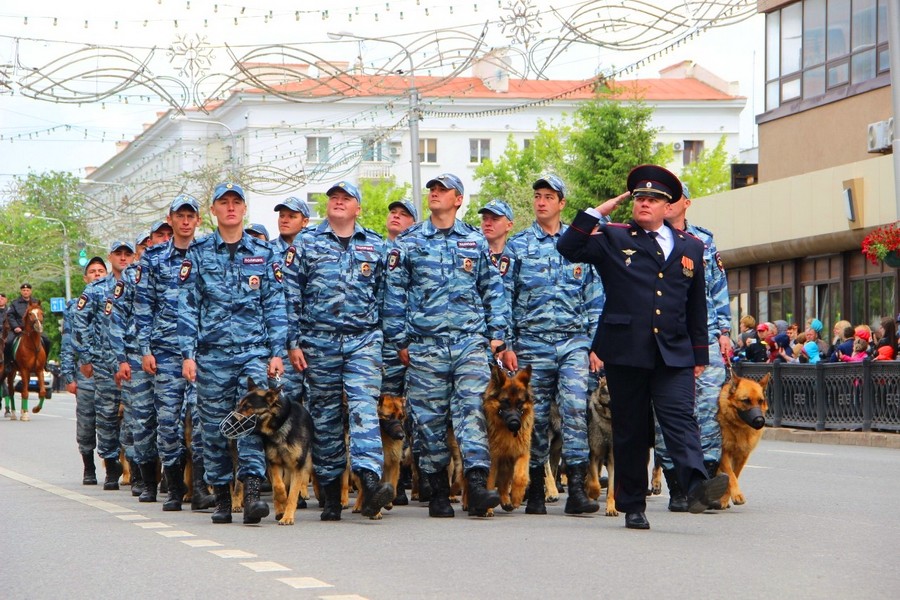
[[360, 262, 372, 277], [622, 249, 636, 266], [248, 275, 261, 290], [682, 256, 694, 278], [179, 260, 192, 282], [462, 257, 474, 273], [573, 265, 583, 279]]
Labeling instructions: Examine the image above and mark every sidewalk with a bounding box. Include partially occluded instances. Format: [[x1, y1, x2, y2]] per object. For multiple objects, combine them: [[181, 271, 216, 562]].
[[763, 427, 900, 449]]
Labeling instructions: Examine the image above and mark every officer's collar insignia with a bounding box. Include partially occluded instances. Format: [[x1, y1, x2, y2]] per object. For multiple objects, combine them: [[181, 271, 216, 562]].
[[630, 230, 638, 236]]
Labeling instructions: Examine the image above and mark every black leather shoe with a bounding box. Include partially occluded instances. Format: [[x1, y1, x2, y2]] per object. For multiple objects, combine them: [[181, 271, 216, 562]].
[[625, 512, 650, 529], [687, 473, 730, 514]]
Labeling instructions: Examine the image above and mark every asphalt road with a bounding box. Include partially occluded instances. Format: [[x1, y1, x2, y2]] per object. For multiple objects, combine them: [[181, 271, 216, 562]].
[[2, 391, 899, 600]]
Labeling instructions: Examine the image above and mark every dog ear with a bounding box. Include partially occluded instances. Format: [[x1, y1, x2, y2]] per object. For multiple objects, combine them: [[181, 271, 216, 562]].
[[490, 362, 505, 387], [267, 387, 281, 406], [247, 377, 258, 391], [728, 376, 740, 395], [377, 395, 385, 408], [758, 373, 772, 392], [516, 364, 533, 385]]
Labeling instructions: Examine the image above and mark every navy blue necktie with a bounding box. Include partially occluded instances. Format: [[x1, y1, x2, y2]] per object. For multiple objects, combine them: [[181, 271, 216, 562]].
[[647, 231, 664, 258]]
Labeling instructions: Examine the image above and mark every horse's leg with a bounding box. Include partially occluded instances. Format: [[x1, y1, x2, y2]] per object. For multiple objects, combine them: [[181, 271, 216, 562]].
[[34, 366, 46, 413], [20, 368, 31, 420], [6, 370, 16, 419]]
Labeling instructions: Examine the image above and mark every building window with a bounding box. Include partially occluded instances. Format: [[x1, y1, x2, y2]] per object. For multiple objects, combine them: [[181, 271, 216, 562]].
[[418, 138, 437, 164], [306, 137, 329, 163], [523, 139, 533, 150], [757, 286, 795, 324], [469, 138, 491, 163], [803, 282, 841, 332], [682, 140, 704, 165], [764, 0, 891, 112], [851, 275, 895, 327], [361, 138, 387, 162]]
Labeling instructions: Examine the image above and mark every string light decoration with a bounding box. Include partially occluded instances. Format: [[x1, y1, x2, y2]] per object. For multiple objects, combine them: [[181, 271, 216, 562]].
[[499, 0, 541, 47]]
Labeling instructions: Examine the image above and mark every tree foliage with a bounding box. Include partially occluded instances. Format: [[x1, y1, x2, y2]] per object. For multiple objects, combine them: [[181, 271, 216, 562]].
[[310, 178, 413, 237], [678, 134, 732, 198]]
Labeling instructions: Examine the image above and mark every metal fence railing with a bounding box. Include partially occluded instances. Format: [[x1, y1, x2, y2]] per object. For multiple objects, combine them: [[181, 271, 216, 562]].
[[731, 360, 900, 432]]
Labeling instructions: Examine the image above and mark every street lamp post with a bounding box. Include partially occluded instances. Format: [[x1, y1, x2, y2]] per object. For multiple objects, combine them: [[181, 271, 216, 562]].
[[171, 114, 239, 176], [24, 212, 72, 301], [328, 32, 422, 216]]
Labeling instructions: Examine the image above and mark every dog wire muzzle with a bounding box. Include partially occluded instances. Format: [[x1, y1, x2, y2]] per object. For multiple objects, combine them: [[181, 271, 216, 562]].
[[219, 411, 259, 440]]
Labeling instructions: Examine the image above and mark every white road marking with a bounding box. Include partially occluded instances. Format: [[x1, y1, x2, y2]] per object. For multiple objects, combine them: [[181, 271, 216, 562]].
[[181, 539, 223, 548], [240, 561, 291, 572], [134, 521, 170, 529], [320, 595, 369, 600], [117, 514, 150, 521], [209, 549, 257, 559], [277, 577, 334, 589], [0, 466, 134, 514], [157, 530, 195, 538], [767, 449, 832, 456]]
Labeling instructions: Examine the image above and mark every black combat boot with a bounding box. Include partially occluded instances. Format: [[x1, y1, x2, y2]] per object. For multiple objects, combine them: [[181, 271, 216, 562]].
[[162, 460, 187, 511], [81, 452, 97, 486], [415, 453, 432, 502], [129, 459, 144, 497], [663, 469, 689, 512], [190, 457, 216, 511], [465, 468, 501, 517], [211, 485, 233, 524], [393, 464, 411, 505], [320, 479, 344, 521], [103, 457, 122, 491], [525, 465, 547, 515], [242, 475, 270, 524], [139, 462, 158, 502], [356, 469, 395, 518], [427, 467, 454, 518], [564, 463, 600, 514]]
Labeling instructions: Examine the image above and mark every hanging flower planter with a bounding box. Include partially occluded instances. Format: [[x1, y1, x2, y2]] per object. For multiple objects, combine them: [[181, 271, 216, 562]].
[[861, 222, 900, 267]]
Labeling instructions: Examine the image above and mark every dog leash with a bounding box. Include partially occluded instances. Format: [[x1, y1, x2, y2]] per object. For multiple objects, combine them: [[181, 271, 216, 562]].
[[496, 356, 516, 378]]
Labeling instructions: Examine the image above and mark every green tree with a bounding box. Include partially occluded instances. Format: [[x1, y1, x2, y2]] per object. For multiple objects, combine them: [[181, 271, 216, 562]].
[[679, 135, 732, 198], [566, 91, 671, 222], [311, 178, 413, 237], [464, 120, 571, 233]]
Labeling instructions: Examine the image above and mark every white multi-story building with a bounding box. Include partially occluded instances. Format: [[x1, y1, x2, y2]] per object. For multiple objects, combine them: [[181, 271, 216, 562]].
[[83, 59, 745, 240]]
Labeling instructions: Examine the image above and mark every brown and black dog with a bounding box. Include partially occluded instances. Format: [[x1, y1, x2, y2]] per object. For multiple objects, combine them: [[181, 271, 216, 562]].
[[235, 379, 314, 525], [716, 373, 770, 508], [478, 363, 534, 516], [352, 394, 406, 519], [584, 376, 617, 516]]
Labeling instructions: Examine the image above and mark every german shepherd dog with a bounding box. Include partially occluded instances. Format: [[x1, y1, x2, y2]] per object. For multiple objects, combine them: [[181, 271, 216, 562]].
[[235, 378, 314, 525], [584, 376, 617, 516], [716, 374, 770, 508], [479, 363, 534, 516], [352, 394, 406, 519]]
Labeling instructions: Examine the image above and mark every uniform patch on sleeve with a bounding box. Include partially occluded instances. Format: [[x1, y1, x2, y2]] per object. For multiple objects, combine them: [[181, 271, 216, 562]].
[[388, 248, 400, 270], [179, 259, 192, 282], [285, 246, 296, 266], [573, 265, 583, 279], [113, 281, 125, 299], [498, 256, 510, 276], [272, 262, 284, 283], [134, 265, 142, 284], [103, 298, 114, 315], [715, 251, 725, 273], [76, 294, 88, 311]]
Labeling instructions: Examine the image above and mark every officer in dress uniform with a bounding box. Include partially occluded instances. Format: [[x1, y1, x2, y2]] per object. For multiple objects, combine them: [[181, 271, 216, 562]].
[[557, 164, 729, 530], [270, 196, 311, 409], [383, 173, 509, 518], [71, 241, 136, 491], [178, 182, 287, 525], [500, 175, 604, 516], [654, 183, 734, 511], [62, 257, 108, 484]]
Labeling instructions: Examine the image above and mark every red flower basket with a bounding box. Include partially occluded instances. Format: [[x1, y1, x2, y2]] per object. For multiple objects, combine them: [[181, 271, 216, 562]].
[[861, 222, 900, 266]]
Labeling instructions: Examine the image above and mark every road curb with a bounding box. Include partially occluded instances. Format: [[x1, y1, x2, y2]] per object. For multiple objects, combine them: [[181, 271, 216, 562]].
[[763, 427, 900, 449]]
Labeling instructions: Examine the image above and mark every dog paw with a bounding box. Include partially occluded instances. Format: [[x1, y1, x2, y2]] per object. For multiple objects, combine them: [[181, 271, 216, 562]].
[[368, 511, 383, 520], [733, 493, 746, 505], [278, 517, 295, 526], [501, 503, 516, 512], [605, 508, 619, 517], [545, 494, 559, 503], [275, 512, 284, 520], [650, 483, 662, 495]]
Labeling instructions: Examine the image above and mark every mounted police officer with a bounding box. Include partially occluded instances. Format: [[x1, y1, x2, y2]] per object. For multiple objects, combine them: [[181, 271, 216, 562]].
[[557, 164, 729, 530], [71, 241, 136, 490], [384, 173, 509, 518], [4, 283, 52, 366], [178, 182, 287, 525], [500, 175, 603, 516]]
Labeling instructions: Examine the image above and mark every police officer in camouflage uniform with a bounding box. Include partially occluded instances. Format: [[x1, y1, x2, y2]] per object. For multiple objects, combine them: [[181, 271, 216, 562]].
[[382, 198, 418, 398], [137, 197, 216, 511], [655, 183, 733, 511], [71, 241, 136, 490], [285, 181, 393, 521], [384, 173, 509, 518], [179, 182, 287, 525], [108, 231, 155, 498], [62, 256, 108, 484], [270, 196, 311, 409], [500, 175, 604, 516]]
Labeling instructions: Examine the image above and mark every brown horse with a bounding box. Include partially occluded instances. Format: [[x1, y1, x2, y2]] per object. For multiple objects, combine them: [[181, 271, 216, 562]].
[[4, 302, 48, 420]]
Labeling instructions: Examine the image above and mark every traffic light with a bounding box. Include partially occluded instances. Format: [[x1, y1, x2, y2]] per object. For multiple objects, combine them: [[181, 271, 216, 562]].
[[78, 248, 87, 267]]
